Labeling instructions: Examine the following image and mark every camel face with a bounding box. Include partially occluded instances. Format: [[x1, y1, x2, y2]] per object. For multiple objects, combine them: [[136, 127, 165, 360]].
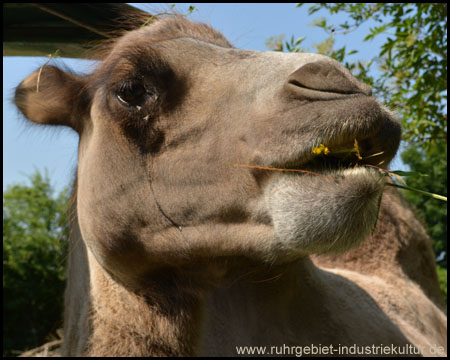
[[13, 15, 446, 358], [15, 17, 400, 284]]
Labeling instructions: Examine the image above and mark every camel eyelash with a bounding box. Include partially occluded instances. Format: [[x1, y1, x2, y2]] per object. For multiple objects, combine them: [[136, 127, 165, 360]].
[[115, 79, 158, 108]]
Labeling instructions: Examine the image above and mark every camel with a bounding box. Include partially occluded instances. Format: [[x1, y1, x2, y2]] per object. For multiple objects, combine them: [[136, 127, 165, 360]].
[[14, 15, 446, 357]]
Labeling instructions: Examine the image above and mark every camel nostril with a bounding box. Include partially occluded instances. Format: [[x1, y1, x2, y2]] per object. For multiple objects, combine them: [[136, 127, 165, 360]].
[[287, 60, 372, 98]]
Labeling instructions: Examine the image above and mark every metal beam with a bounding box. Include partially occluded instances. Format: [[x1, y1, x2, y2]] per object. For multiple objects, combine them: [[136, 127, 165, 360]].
[[3, 3, 148, 58]]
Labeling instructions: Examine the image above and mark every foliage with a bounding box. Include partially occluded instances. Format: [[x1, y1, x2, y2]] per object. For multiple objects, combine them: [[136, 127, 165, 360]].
[[266, 34, 306, 53], [3, 170, 70, 356], [401, 141, 447, 265], [437, 265, 447, 305]]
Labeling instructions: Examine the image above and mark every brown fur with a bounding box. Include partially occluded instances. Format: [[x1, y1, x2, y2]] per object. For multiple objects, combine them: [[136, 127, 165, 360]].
[[14, 15, 446, 356], [313, 188, 445, 308]]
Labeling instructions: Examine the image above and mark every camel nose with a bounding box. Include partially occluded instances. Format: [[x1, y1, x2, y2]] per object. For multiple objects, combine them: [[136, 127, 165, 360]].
[[286, 60, 372, 100]]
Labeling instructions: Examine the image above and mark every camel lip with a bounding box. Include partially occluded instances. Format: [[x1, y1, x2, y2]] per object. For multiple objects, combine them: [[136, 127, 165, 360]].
[[294, 154, 389, 176], [276, 157, 360, 181], [300, 156, 357, 173], [264, 164, 386, 206]]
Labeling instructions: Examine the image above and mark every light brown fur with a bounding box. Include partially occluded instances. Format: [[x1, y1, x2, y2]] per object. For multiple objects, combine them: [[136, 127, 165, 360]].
[[14, 15, 446, 357]]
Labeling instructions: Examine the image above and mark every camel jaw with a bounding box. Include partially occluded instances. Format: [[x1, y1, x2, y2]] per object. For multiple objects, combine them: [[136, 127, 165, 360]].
[[264, 166, 385, 255]]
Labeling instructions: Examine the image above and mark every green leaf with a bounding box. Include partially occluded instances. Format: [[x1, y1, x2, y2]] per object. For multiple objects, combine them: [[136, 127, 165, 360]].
[[389, 170, 429, 177], [310, 17, 327, 29], [365, 24, 388, 41], [295, 36, 306, 45]]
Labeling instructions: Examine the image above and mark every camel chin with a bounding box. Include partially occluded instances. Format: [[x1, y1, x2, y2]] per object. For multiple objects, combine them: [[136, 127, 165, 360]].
[[265, 167, 385, 254]]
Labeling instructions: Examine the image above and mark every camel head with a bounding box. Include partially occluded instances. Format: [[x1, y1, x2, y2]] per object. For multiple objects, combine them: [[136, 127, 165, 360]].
[[15, 16, 401, 287]]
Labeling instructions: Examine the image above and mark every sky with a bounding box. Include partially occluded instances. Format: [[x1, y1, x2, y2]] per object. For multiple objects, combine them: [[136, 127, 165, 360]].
[[3, 3, 407, 194]]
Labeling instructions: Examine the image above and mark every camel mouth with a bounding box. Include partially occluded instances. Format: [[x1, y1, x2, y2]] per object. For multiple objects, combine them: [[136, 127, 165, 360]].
[[276, 101, 401, 177], [264, 159, 386, 255], [299, 154, 360, 175], [281, 138, 388, 179]]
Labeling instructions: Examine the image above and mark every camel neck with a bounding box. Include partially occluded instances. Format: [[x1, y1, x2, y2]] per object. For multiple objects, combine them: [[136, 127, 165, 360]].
[[86, 252, 205, 356], [86, 255, 318, 356], [65, 230, 318, 357]]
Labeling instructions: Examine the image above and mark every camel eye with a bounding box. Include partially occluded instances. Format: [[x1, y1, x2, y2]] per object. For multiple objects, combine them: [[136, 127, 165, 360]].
[[117, 80, 147, 105]]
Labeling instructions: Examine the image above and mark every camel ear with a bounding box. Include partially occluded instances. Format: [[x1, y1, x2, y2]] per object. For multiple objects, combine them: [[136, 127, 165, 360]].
[[14, 65, 87, 131]]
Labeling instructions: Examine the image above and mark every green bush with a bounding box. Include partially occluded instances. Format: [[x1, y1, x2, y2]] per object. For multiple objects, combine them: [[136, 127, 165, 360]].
[[436, 265, 447, 305], [401, 142, 447, 267], [3, 171, 70, 356]]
